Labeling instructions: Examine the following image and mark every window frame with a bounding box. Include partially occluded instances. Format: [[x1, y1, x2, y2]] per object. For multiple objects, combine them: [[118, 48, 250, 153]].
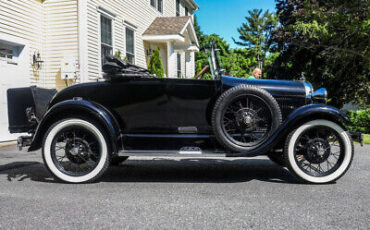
[[150, 0, 163, 13], [98, 10, 115, 75], [177, 53, 182, 78], [176, 0, 181, 16], [125, 26, 136, 64]]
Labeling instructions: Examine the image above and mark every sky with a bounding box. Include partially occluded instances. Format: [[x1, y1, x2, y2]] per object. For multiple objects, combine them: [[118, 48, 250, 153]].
[[195, 0, 276, 48]]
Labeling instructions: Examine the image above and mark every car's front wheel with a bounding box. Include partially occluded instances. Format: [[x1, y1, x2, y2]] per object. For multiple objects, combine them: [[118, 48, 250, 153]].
[[42, 118, 110, 183], [284, 120, 354, 184]]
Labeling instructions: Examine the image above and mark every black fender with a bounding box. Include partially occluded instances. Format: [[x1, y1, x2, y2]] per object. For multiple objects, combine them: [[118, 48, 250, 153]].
[[228, 104, 351, 157], [28, 99, 122, 154]]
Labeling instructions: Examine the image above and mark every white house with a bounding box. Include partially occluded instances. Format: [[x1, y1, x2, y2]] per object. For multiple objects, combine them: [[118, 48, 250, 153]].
[[0, 0, 199, 141]]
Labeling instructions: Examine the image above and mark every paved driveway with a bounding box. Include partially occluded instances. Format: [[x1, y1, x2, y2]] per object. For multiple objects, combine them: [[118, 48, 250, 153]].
[[0, 145, 369, 230]]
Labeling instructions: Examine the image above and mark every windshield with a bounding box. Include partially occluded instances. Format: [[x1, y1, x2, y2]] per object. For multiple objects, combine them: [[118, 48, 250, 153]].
[[206, 41, 223, 80]]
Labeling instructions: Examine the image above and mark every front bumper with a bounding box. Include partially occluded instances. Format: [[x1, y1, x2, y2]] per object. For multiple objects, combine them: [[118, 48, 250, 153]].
[[350, 131, 364, 147]]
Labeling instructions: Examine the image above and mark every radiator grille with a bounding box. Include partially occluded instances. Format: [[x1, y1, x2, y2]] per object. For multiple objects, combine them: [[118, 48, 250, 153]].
[[276, 97, 305, 121]]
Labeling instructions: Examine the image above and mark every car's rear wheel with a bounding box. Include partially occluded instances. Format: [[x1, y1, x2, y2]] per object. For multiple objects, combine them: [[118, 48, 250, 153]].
[[212, 85, 282, 152], [284, 120, 354, 184], [42, 118, 110, 183]]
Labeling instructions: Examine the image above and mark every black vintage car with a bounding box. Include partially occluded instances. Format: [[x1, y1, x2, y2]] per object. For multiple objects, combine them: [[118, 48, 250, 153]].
[[7, 44, 362, 184]]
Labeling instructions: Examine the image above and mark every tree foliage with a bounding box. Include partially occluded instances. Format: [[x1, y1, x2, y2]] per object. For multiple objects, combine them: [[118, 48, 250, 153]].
[[194, 15, 264, 78], [233, 9, 278, 70], [148, 48, 164, 78], [271, 0, 370, 108]]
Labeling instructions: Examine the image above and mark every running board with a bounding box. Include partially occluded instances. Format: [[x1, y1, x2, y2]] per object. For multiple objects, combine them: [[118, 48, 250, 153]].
[[117, 148, 227, 158]]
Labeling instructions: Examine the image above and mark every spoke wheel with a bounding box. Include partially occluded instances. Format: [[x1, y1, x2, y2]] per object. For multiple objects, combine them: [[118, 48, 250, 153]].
[[51, 126, 101, 177], [212, 85, 282, 152], [42, 119, 110, 183], [293, 126, 344, 177], [221, 94, 272, 148], [285, 120, 354, 184]]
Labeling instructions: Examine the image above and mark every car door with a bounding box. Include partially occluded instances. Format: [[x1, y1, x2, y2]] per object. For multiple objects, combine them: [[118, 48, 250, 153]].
[[106, 77, 168, 134], [165, 78, 220, 134]]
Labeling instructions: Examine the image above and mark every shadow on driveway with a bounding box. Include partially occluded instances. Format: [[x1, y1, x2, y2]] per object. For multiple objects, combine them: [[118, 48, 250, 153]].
[[0, 158, 298, 184]]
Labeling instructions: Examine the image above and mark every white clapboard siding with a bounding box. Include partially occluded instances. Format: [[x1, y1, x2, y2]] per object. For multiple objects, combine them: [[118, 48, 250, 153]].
[[85, 0, 196, 80], [0, 0, 44, 85], [0, 0, 79, 89], [44, 0, 79, 89]]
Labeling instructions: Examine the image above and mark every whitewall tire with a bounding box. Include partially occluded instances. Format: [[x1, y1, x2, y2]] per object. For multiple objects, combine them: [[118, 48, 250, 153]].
[[284, 120, 353, 184], [42, 119, 110, 183]]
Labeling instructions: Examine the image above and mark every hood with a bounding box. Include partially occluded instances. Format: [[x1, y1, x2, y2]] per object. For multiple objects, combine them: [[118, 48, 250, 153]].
[[221, 75, 306, 97]]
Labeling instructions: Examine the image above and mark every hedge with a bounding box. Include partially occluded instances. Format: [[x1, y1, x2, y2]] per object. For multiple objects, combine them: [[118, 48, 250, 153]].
[[148, 48, 164, 78], [346, 109, 370, 134]]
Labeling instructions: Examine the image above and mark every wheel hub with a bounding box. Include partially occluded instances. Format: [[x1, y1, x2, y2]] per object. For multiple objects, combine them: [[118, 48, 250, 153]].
[[305, 138, 331, 164], [236, 108, 258, 131], [65, 137, 91, 164]]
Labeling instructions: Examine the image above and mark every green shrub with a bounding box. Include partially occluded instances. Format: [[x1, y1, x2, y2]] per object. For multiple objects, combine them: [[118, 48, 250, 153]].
[[148, 48, 164, 78], [346, 109, 370, 133]]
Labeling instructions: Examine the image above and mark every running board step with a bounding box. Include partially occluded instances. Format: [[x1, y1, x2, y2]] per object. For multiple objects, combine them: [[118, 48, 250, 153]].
[[118, 147, 226, 157]]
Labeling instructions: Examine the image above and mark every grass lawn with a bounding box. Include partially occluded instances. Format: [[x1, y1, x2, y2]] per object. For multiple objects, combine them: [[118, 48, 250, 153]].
[[355, 134, 370, 145], [363, 134, 370, 145]]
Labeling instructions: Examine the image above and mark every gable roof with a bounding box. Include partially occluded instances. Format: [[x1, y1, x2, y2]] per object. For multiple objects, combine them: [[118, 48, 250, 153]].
[[185, 0, 199, 10], [143, 16, 192, 36]]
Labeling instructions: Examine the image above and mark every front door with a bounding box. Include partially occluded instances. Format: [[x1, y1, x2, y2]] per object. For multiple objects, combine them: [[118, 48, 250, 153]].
[[165, 78, 220, 134], [0, 40, 29, 141]]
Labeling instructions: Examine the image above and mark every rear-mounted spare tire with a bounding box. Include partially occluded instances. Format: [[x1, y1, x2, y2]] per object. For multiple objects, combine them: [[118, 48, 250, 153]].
[[212, 85, 282, 153]]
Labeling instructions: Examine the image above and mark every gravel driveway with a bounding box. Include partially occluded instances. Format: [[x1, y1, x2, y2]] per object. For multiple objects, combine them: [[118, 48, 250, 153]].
[[0, 145, 369, 230]]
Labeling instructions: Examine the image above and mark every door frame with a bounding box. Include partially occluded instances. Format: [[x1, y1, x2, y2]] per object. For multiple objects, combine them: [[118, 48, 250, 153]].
[[0, 34, 30, 142]]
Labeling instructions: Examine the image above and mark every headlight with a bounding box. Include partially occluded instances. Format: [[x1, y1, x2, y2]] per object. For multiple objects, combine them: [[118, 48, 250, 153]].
[[304, 83, 313, 99], [312, 88, 328, 104]]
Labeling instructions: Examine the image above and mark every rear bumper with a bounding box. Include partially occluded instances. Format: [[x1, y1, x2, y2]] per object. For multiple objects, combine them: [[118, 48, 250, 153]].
[[350, 131, 364, 147]]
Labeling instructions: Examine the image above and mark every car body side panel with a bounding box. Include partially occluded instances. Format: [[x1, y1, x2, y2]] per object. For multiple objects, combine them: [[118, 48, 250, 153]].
[[49, 78, 220, 135], [221, 75, 306, 97], [36, 76, 329, 153]]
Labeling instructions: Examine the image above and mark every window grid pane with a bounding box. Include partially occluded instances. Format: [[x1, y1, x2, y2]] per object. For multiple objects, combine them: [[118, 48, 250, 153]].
[[126, 28, 134, 54], [177, 53, 181, 78], [101, 15, 112, 46], [101, 44, 112, 66], [150, 0, 155, 7], [157, 0, 163, 13], [126, 28, 135, 64], [176, 0, 180, 16]]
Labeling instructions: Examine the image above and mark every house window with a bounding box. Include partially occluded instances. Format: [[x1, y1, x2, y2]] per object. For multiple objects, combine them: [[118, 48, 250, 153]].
[[176, 0, 180, 16], [0, 48, 13, 60], [100, 15, 113, 68], [151, 0, 163, 13], [177, 53, 181, 78], [158, 0, 163, 13], [185, 6, 189, 16], [126, 27, 135, 64]]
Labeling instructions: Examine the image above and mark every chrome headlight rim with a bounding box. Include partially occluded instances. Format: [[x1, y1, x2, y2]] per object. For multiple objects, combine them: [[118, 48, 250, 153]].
[[312, 88, 328, 104], [304, 82, 314, 99]]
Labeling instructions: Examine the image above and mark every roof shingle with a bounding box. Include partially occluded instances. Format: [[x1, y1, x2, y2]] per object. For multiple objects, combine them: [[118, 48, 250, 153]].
[[143, 16, 191, 36]]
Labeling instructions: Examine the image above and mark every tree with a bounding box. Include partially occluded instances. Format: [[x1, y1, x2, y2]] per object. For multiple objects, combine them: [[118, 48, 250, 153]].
[[271, 0, 369, 108], [148, 48, 164, 78], [194, 14, 272, 79], [195, 32, 231, 77], [233, 9, 277, 70]]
